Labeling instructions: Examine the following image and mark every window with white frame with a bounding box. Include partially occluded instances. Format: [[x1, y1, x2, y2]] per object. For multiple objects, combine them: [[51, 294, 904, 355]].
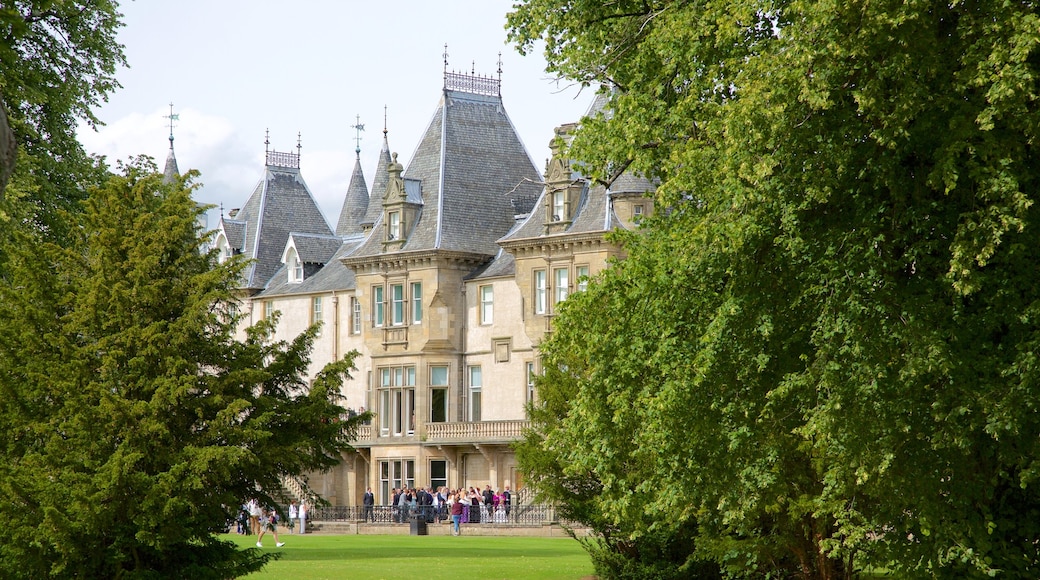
[[479, 285, 493, 325], [351, 296, 361, 334], [263, 300, 275, 320], [373, 286, 384, 327], [411, 282, 422, 324], [430, 365, 448, 423], [554, 267, 569, 303], [312, 296, 323, 326], [576, 265, 590, 292], [526, 361, 536, 405], [552, 190, 565, 221], [468, 365, 482, 421], [388, 211, 401, 240], [391, 283, 405, 326], [534, 270, 546, 315], [380, 460, 414, 504], [379, 366, 416, 436], [288, 248, 303, 283]]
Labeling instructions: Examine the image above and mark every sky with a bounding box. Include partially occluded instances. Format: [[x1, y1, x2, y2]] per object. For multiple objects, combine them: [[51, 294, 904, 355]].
[[78, 0, 594, 228]]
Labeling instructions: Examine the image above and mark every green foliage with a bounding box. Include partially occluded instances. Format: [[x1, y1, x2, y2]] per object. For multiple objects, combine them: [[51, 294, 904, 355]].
[[0, 159, 364, 578], [510, 0, 1040, 577], [0, 0, 125, 224]]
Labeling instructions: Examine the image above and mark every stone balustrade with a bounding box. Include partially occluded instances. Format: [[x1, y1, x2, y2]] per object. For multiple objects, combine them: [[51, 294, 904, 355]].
[[349, 420, 529, 445]]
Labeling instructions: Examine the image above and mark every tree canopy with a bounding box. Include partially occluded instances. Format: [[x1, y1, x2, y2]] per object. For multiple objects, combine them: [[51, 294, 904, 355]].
[[510, 0, 1040, 577], [0, 160, 364, 578], [0, 0, 124, 218]]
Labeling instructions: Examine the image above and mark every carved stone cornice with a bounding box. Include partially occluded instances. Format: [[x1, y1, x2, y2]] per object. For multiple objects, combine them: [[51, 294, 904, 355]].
[[341, 249, 490, 275]]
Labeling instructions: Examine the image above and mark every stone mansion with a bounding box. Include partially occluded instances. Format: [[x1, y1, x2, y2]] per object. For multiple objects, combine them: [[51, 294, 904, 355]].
[[202, 69, 654, 507]]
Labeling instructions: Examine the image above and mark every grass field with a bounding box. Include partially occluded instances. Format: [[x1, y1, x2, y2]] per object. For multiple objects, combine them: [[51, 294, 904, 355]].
[[225, 533, 595, 580]]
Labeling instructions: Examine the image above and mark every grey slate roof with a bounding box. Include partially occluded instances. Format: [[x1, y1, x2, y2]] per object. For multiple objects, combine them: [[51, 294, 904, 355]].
[[499, 91, 656, 245], [163, 138, 179, 184], [258, 239, 363, 297], [467, 248, 515, 280], [359, 135, 393, 228], [350, 88, 542, 259], [287, 232, 343, 264], [335, 157, 369, 237], [222, 219, 246, 251], [228, 164, 334, 291]]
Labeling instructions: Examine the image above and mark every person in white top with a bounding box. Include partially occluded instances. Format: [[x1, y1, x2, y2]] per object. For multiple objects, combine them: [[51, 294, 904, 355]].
[[287, 500, 298, 534], [298, 499, 308, 534]]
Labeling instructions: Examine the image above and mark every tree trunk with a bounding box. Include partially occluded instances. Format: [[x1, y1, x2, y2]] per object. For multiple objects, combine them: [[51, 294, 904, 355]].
[[0, 95, 15, 198]]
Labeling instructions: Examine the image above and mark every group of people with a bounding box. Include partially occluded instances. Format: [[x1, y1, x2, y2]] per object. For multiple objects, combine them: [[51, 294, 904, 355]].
[[445, 485, 512, 535], [235, 497, 310, 548], [375, 484, 512, 535]]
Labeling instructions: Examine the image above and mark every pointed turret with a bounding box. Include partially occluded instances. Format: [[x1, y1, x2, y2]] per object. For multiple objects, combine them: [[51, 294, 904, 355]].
[[360, 118, 393, 232], [162, 103, 180, 184], [336, 156, 370, 237]]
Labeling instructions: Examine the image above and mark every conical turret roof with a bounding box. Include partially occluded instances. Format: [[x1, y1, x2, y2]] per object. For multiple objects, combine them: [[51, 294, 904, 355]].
[[335, 156, 369, 237]]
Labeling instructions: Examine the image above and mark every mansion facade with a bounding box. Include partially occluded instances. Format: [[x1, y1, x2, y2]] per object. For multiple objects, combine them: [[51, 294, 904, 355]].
[[207, 70, 653, 507]]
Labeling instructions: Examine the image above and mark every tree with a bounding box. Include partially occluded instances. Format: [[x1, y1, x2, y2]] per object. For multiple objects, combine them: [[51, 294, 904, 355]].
[[509, 0, 1040, 577], [0, 0, 124, 216], [0, 159, 365, 578]]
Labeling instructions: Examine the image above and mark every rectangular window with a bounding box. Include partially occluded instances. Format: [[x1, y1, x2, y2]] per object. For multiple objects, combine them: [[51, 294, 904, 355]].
[[634, 204, 644, 216], [411, 282, 422, 323], [554, 267, 569, 303], [576, 265, 590, 292], [534, 270, 546, 315], [430, 365, 448, 423], [312, 296, 323, 326], [351, 296, 361, 334], [468, 366, 482, 422], [388, 211, 401, 240], [552, 190, 565, 221], [378, 365, 415, 436], [373, 286, 384, 327], [430, 460, 447, 491], [479, 285, 493, 325], [430, 388, 447, 423], [391, 283, 405, 326], [380, 460, 415, 504], [526, 362, 536, 405], [263, 300, 275, 320]]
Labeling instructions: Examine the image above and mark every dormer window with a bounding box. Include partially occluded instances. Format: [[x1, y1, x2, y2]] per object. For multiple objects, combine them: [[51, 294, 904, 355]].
[[388, 211, 401, 241], [287, 247, 303, 283], [552, 190, 565, 221]]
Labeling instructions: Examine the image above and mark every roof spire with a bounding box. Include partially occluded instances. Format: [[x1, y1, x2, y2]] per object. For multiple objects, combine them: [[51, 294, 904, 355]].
[[383, 105, 388, 138], [162, 102, 180, 183], [351, 114, 365, 160], [265, 128, 270, 155], [497, 52, 503, 82], [163, 102, 179, 149], [297, 131, 302, 160], [443, 43, 449, 73]]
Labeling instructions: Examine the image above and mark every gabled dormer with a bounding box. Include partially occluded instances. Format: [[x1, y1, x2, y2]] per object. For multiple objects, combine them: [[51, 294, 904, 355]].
[[382, 152, 422, 251], [280, 232, 342, 284], [544, 124, 583, 234]]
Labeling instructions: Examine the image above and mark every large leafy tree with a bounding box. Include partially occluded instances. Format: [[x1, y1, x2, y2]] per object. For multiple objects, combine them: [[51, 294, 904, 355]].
[[0, 159, 363, 578], [0, 0, 124, 218], [510, 0, 1040, 577]]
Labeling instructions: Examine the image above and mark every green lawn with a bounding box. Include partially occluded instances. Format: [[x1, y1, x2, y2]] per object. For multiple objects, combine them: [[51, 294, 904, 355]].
[[225, 533, 595, 580]]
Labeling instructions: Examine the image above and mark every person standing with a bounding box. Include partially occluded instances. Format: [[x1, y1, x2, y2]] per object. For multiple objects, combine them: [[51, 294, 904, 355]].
[[450, 492, 464, 536], [247, 498, 262, 535], [363, 487, 374, 522], [287, 500, 298, 534], [298, 499, 308, 534], [255, 508, 285, 548], [482, 485, 494, 521], [503, 485, 512, 521]]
